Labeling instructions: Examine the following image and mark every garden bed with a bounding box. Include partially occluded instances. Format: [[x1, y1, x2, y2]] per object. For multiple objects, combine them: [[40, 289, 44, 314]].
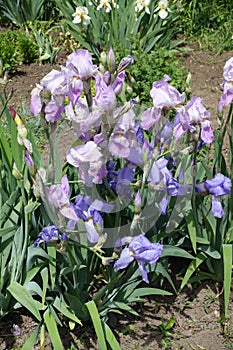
[[1, 44, 233, 350]]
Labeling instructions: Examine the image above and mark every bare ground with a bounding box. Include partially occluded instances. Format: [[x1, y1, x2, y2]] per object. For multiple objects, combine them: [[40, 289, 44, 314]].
[[1, 45, 233, 349]]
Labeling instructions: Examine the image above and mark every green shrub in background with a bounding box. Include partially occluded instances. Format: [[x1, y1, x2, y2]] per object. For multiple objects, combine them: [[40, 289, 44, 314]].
[[126, 47, 188, 104], [0, 0, 58, 27], [180, 0, 233, 52], [0, 29, 38, 72]]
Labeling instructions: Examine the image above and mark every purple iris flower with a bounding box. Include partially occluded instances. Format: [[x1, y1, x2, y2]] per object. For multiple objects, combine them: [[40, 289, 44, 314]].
[[116, 167, 135, 196], [154, 120, 173, 148], [134, 122, 144, 145], [117, 55, 135, 72], [114, 235, 163, 283], [111, 71, 125, 95], [196, 174, 231, 218], [159, 172, 189, 215], [11, 324, 21, 336], [71, 195, 114, 243], [106, 161, 135, 196], [211, 197, 225, 218], [34, 225, 67, 247], [165, 173, 188, 197], [204, 173, 231, 196], [25, 150, 35, 176]]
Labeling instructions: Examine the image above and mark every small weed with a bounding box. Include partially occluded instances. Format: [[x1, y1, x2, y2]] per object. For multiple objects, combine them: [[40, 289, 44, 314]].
[[203, 293, 216, 314], [119, 324, 136, 336], [158, 316, 176, 349]]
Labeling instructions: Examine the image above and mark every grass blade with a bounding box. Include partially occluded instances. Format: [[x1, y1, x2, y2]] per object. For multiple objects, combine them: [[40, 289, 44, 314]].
[[44, 308, 64, 350], [7, 281, 42, 321], [21, 325, 41, 350], [223, 244, 232, 316], [103, 322, 121, 350], [179, 252, 207, 291], [86, 300, 107, 350]]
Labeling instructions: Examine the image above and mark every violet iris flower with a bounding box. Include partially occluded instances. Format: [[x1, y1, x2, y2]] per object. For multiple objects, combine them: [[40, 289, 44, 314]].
[[34, 225, 67, 247], [211, 197, 225, 219], [106, 161, 135, 197], [70, 195, 114, 243], [204, 173, 231, 196], [114, 235, 163, 283], [11, 324, 21, 336], [196, 173, 231, 218]]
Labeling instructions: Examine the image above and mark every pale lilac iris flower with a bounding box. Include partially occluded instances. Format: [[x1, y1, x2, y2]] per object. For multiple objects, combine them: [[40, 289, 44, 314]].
[[218, 57, 233, 111], [140, 106, 162, 130], [94, 75, 117, 114], [45, 175, 78, 221], [223, 57, 233, 81], [66, 49, 98, 81], [67, 141, 107, 185], [30, 69, 71, 122], [174, 96, 214, 144], [150, 74, 186, 109], [114, 235, 163, 283], [109, 109, 137, 158]]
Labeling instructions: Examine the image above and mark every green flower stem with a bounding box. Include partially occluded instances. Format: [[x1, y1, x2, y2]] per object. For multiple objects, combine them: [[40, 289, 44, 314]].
[[191, 141, 201, 245], [48, 122, 57, 183], [15, 183, 29, 282], [66, 235, 114, 261]]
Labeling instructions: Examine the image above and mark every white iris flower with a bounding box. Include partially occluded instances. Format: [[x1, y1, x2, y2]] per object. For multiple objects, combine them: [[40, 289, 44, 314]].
[[72, 6, 91, 25], [156, 0, 171, 19]]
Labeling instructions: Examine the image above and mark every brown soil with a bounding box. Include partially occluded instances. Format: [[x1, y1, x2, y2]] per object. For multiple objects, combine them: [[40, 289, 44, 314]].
[[1, 46, 233, 349]]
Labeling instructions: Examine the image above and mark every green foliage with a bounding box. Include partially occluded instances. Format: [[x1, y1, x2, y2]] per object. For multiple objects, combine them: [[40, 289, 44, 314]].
[[54, 0, 182, 57], [175, 101, 233, 315], [125, 47, 188, 104], [0, 29, 38, 72], [0, 95, 40, 317], [0, 0, 58, 27], [30, 24, 61, 64], [180, 0, 233, 52], [181, 0, 233, 34]]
